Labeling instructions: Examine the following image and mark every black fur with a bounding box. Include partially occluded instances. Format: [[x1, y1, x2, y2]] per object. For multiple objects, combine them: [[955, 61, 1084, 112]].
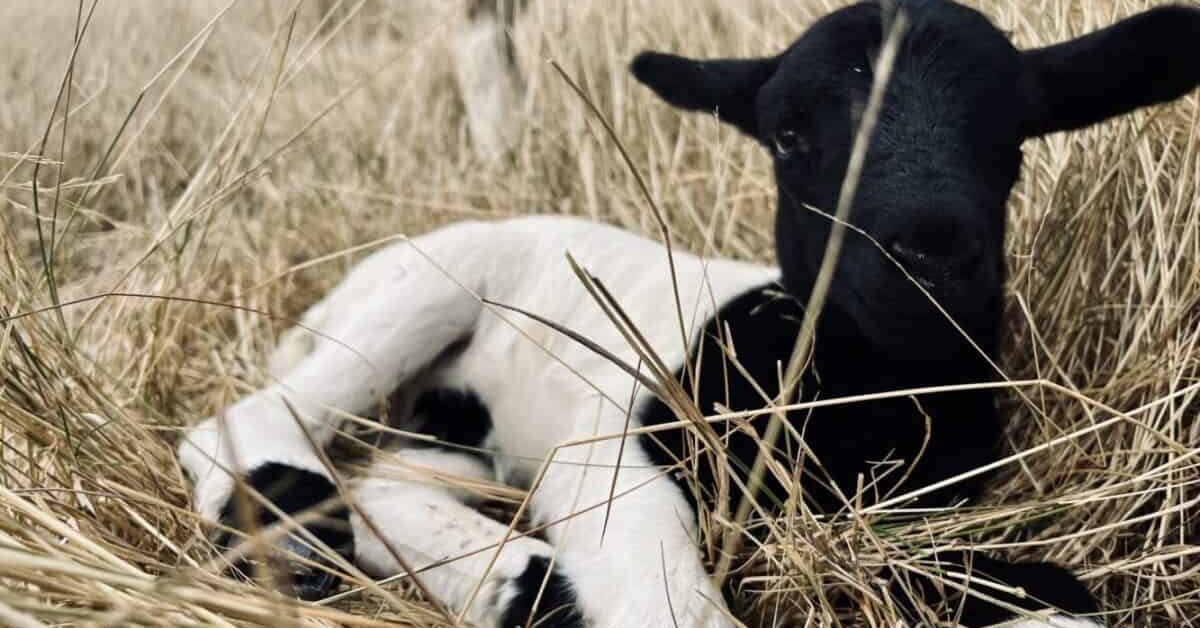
[[633, 0, 1200, 361], [412, 387, 494, 462], [891, 550, 1101, 626], [216, 463, 353, 601], [1024, 5, 1200, 136], [500, 555, 586, 628], [632, 0, 1200, 622], [630, 52, 777, 136], [638, 282, 998, 515]]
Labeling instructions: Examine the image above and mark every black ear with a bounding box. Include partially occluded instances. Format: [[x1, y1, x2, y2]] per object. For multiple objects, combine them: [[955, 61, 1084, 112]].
[[1023, 5, 1200, 136], [630, 51, 778, 138]]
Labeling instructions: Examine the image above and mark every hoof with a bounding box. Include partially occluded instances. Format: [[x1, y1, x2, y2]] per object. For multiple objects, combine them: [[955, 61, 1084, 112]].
[[215, 463, 355, 600], [889, 550, 1100, 627], [280, 533, 348, 601]]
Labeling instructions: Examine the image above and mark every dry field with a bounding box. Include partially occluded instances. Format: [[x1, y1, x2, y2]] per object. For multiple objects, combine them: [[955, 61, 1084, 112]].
[[0, 0, 1197, 626]]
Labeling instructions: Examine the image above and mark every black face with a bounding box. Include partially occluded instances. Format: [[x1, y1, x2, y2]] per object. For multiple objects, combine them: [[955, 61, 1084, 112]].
[[632, 0, 1200, 358], [764, 1, 1024, 356]]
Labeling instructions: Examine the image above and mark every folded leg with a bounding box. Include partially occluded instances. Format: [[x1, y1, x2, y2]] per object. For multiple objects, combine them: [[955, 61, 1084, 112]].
[[176, 223, 493, 596], [179, 222, 493, 513], [891, 550, 1105, 627], [530, 409, 735, 628], [352, 448, 583, 628]]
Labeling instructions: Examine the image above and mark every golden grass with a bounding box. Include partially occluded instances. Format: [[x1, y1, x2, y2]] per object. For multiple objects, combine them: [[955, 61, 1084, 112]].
[[0, 0, 1196, 626]]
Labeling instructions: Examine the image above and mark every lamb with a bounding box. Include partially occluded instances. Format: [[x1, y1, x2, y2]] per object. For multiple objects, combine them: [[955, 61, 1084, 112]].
[[177, 1, 1200, 626]]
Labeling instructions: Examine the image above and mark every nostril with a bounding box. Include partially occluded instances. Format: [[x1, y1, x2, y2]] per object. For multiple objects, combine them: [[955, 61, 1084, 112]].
[[887, 234, 982, 276], [888, 238, 922, 265], [883, 211, 985, 278]]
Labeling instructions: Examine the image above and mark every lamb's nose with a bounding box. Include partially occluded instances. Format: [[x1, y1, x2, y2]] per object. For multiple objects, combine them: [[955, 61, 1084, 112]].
[[886, 215, 983, 279]]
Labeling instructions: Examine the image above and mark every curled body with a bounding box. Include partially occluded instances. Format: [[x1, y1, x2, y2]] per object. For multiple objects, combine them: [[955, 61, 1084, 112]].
[[178, 1, 1200, 626], [179, 216, 1090, 627], [183, 216, 774, 627]]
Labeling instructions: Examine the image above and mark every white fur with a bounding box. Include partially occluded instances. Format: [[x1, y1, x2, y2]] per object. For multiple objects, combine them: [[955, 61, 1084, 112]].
[[179, 220, 491, 522], [351, 448, 554, 628], [179, 215, 1107, 627], [180, 216, 772, 627]]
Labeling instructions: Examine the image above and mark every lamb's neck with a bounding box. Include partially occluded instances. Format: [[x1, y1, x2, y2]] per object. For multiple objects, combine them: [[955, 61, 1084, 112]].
[[778, 282, 1001, 391]]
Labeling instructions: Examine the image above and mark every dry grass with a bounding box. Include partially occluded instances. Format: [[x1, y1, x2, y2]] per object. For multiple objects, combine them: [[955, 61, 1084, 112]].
[[0, 0, 1197, 626]]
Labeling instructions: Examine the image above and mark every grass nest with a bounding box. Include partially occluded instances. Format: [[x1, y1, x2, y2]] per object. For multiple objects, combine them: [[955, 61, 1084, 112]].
[[0, 1, 1196, 626]]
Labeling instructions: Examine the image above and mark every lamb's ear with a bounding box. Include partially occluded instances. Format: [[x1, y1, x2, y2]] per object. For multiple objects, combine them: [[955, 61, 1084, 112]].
[[1022, 5, 1200, 137], [631, 51, 777, 137]]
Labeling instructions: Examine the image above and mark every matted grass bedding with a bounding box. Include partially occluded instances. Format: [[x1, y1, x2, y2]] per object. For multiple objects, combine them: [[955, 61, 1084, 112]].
[[0, 1, 1196, 626]]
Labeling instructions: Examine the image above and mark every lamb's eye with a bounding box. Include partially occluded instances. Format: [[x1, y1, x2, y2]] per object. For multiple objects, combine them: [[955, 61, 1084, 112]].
[[773, 129, 807, 157]]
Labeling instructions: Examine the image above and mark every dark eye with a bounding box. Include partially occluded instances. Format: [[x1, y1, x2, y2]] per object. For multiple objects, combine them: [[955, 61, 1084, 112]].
[[772, 129, 808, 158]]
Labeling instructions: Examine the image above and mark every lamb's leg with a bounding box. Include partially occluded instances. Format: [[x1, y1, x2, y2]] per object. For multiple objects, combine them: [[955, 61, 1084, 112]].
[[891, 550, 1106, 627], [177, 227, 488, 598], [352, 448, 584, 628], [454, 0, 525, 161], [529, 410, 736, 628], [267, 301, 329, 378]]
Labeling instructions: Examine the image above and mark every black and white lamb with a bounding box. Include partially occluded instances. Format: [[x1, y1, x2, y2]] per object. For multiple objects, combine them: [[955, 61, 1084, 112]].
[[178, 1, 1200, 626]]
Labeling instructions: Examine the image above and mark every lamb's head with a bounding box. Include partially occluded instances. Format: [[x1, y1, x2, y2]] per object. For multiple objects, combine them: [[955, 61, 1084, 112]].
[[633, 0, 1200, 359]]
